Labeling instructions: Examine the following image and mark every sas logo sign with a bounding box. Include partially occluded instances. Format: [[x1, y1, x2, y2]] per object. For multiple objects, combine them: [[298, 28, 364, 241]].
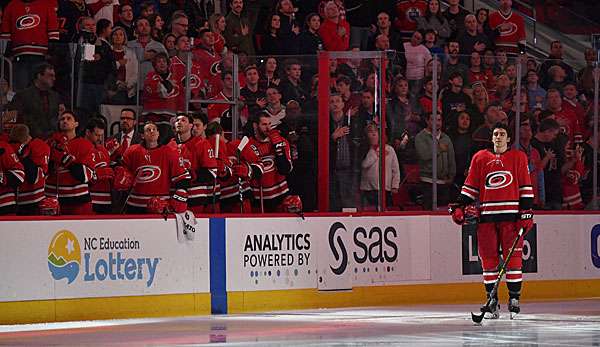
[[48, 230, 81, 284], [47, 230, 161, 287], [592, 225, 600, 269]]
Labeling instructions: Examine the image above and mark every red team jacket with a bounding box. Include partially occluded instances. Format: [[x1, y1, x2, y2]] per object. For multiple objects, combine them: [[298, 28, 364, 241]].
[[192, 46, 223, 98], [170, 136, 217, 206], [171, 55, 207, 102], [0, 141, 25, 213], [394, 0, 427, 38], [0, 0, 60, 56], [460, 149, 533, 223], [10, 138, 49, 206], [121, 143, 190, 208], [90, 144, 112, 206], [45, 134, 95, 205], [249, 137, 292, 202]]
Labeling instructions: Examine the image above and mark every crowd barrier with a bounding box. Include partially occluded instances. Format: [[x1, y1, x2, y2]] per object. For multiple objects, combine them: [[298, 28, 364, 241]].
[[1, 212, 599, 324]]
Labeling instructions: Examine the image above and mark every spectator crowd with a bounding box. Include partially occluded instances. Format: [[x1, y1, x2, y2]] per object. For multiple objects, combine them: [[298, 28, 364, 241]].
[[0, 0, 598, 215]]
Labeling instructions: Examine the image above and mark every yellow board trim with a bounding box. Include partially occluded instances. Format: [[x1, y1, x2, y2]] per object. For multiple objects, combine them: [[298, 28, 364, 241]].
[[0, 293, 211, 325], [228, 279, 600, 313]]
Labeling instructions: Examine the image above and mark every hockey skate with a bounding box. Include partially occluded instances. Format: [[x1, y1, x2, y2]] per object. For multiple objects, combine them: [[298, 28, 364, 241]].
[[481, 297, 500, 319], [508, 298, 520, 319]]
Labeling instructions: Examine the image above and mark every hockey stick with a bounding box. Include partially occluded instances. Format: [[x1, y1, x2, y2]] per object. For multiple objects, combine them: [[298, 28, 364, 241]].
[[212, 134, 220, 213], [120, 168, 140, 214], [236, 136, 249, 213], [471, 226, 526, 324]]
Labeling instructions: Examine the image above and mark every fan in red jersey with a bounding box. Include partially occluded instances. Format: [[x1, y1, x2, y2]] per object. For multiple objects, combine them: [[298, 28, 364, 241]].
[[117, 122, 191, 214], [45, 111, 96, 215], [450, 122, 534, 319], [248, 112, 293, 212], [8, 124, 49, 215], [488, 0, 526, 55], [393, 0, 428, 41], [170, 113, 223, 214], [171, 35, 207, 113], [83, 118, 114, 214], [207, 70, 248, 138], [192, 28, 224, 98]]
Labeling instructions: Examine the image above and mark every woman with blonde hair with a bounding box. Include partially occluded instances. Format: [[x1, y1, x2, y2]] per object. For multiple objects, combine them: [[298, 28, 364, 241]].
[[208, 13, 227, 56], [106, 26, 139, 105]]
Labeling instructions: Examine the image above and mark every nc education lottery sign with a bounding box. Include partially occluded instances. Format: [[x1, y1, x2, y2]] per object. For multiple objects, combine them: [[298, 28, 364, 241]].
[[0, 219, 210, 302]]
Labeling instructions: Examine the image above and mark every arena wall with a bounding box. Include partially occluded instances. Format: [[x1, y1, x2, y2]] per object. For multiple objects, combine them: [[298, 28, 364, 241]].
[[1, 213, 599, 324]]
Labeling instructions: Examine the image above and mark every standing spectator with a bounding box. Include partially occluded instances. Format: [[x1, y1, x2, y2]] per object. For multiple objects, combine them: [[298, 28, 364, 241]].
[[263, 86, 286, 130], [185, 0, 216, 39], [139, 1, 156, 19], [483, 49, 500, 75], [57, 0, 91, 43], [45, 111, 95, 215], [9, 63, 65, 138], [169, 11, 189, 38], [442, 0, 469, 40], [87, 0, 118, 24], [329, 93, 361, 211], [457, 14, 492, 57], [297, 13, 323, 54], [260, 13, 285, 56], [442, 41, 469, 86], [78, 19, 116, 123], [423, 29, 444, 57], [208, 13, 227, 56], [275, 0, 300, 54], [394, 0, 427, 41], [545, 65, 568, 92], [128, 18, 168, 94], [546, 88, 579, 142], [345, 0, 376, 50], [0, 137, 24, 215], [415, 112, 455, 210], [8, 124, 49, 215], [468, 82, 489, 129], [259, 57, 280, 90], [487, 0, 526, 55], [148, 14, 166, 43], [163, 33, 178, 57], [0, 0, 59, 91], [358, 89, 376, 125], [562, 82, 585, 132], [319, 1, 351, 52], [368, 11, 401, 51], [193, 28, 224, 98], [538, 40, 575, 90], [495, 48, 509, 73], [241, 65, 267, 119], [224, 0, 256, 56], [560, 139, 585, 210], [514, 114, 544, 208], [471, 103, 503, 152], [418, 77, 441, 115], [106, 27, 139, 105], [577, 48, 597, 101], [468, 51, 495, 90], [403, 30, 431, 95], [279, 59, 309, 105], [84, 118, 114, 214], [114, 4, 136, 41], [360, 122, 401, 210], [335, 75, 361, 114], [447, 111, 473, 193], [440, 72, 471, 130], [490, 73, 512, 104], [525, 69, 546, 112], [531, 117, 563, 209], [416, 0, 451, 46], [142, 52, 184, 143], [387, 76, 422, 142]]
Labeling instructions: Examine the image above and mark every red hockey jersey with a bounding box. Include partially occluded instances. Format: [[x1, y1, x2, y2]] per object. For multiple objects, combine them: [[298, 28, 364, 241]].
[[121, 143, 190, 208], [249, 137, 292, 201], [142, 68, 185, 116], [170, 136, 217, 206], [553, 107, 581, 142], [90, 144, 112, 206], [394, 0, 427, 38], [460, 148, 533, 223], [10, 138, 49, 206], [0, 0, 60, 56], [488, 10, 526, 54], [171, 55, 207, 103], [0, 141, 25, 213], [45, 134, 95, 204], [192, 47, 223, 98], [220, 138, 263, 201]]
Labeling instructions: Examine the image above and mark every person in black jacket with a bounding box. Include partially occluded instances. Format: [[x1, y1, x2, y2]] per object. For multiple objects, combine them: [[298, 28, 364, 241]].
[[296, 13, 323, 54]]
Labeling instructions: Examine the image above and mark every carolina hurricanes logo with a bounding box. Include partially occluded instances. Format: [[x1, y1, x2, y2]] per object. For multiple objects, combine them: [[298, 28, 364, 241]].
[[136, 166, 162, 183], [406, 7, 421, 22], [210, 62, 222, 76], [567, 169, 581, 184], [261, 155, 275, 173], [189, 74, 202, 90], [16, 14, 41, 30], [498, 22, 518, 37], [485, 171, 513, 190]]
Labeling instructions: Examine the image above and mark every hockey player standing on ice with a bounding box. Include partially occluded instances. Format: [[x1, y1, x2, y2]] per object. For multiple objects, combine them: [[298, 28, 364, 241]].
[[449, 122, 534, 318]]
